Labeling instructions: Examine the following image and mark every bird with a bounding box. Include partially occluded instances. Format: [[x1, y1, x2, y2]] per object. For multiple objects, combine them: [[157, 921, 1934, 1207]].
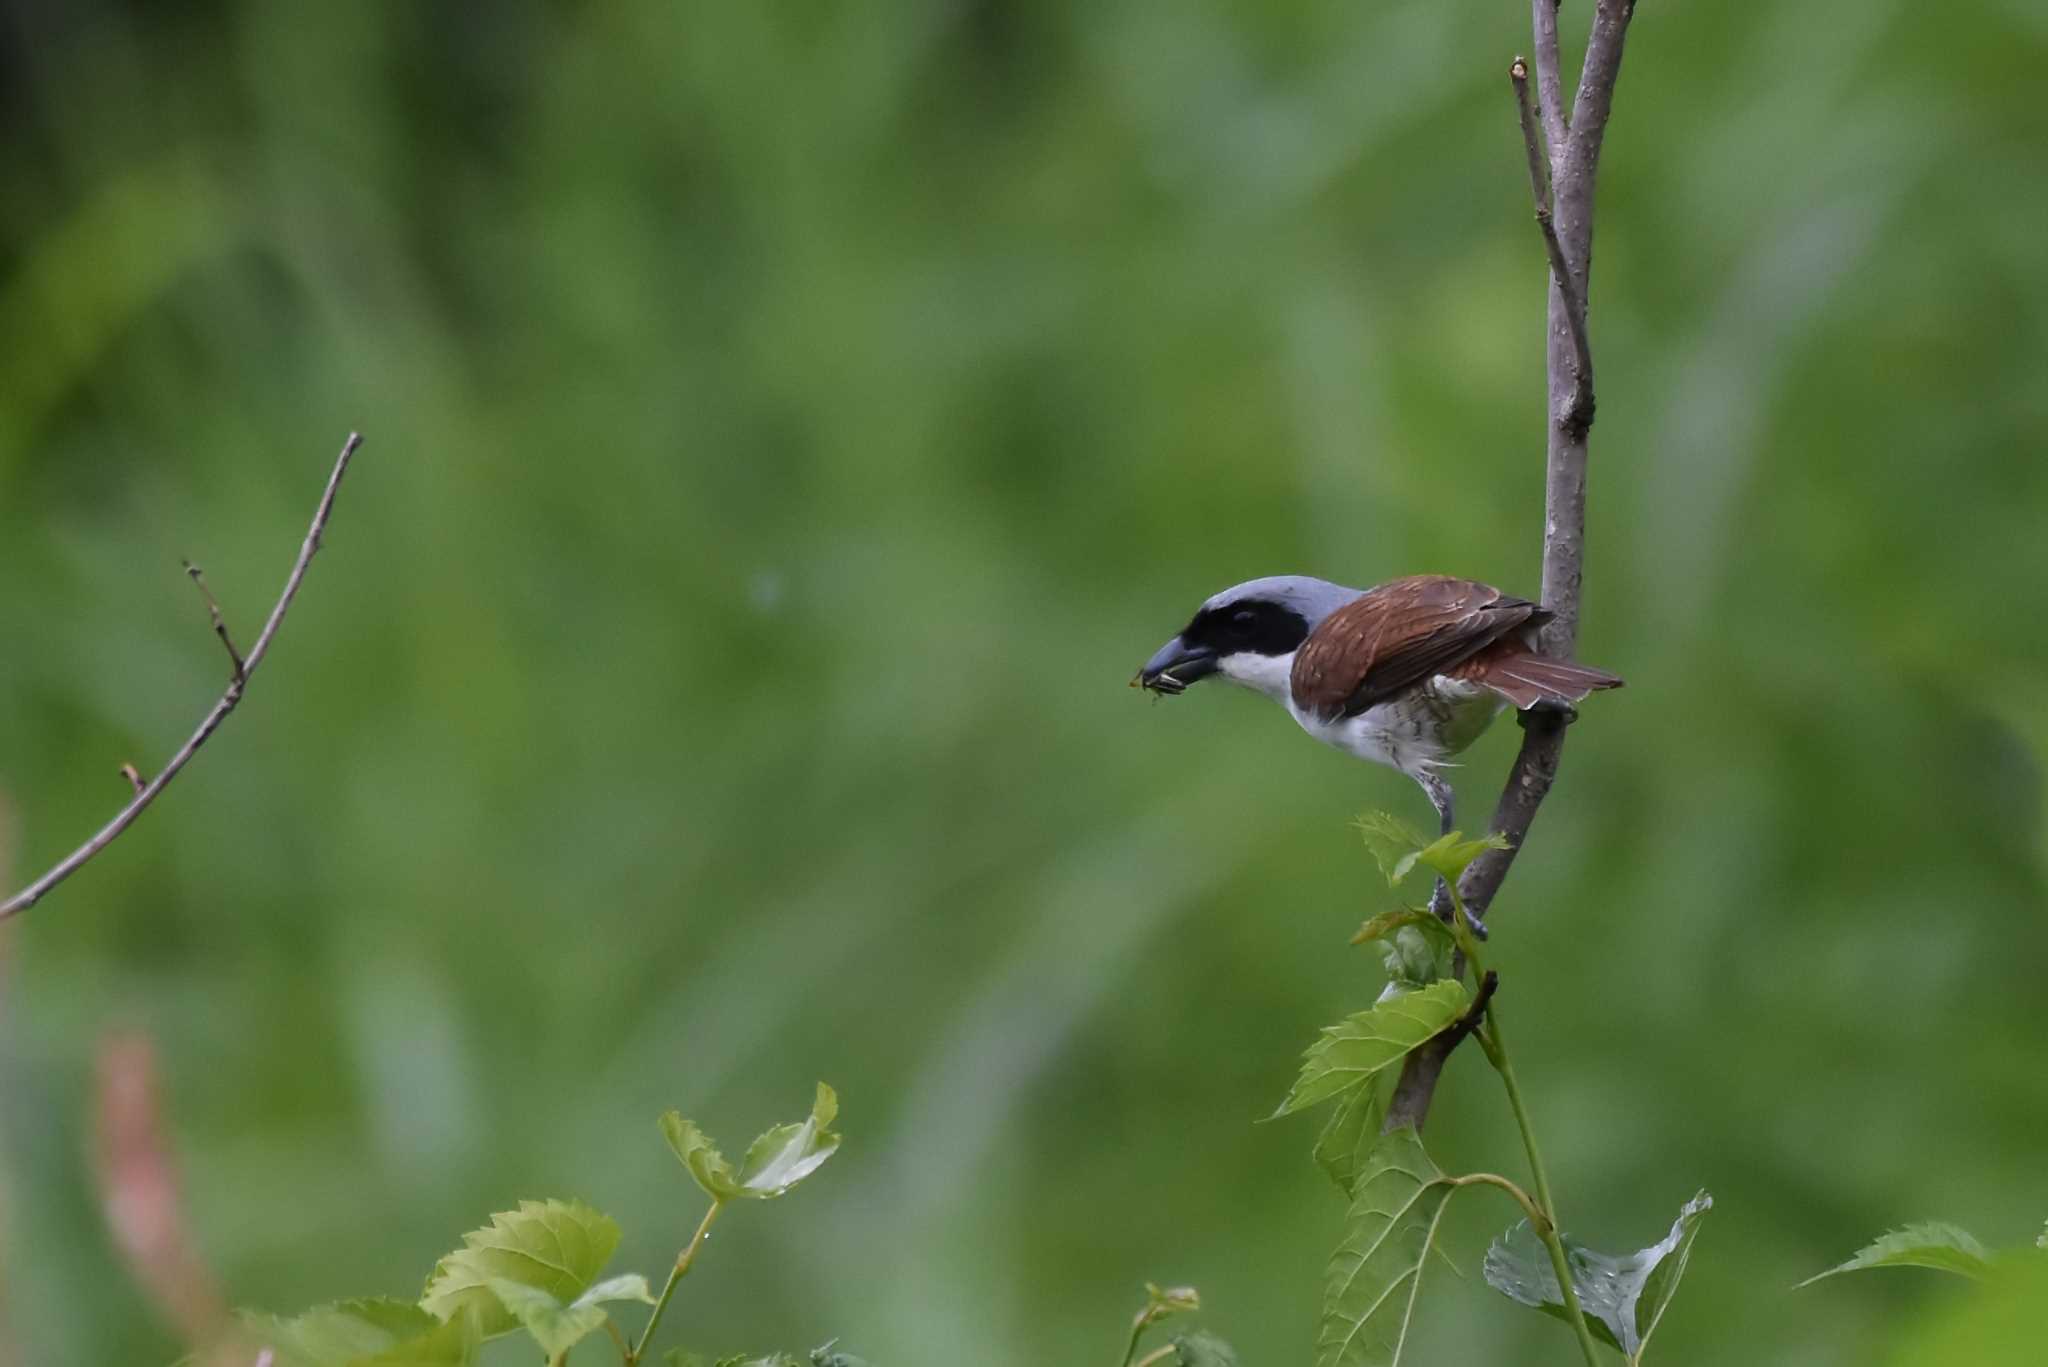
[[1134, 574, 1621, 922]]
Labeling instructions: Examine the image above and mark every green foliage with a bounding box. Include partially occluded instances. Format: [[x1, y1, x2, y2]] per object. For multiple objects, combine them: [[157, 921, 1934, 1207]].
[[1311, 1081, 1387, 1199], [661, 1113, 741, 1204], [1318, 1126, 1454, 1367], [1119, 1282, 1239, 1367], [1169, 1330, 1241, 1367], [480, 1279, 607, 1358], [663, 1083, 842, 1205], [1373, 923, 1456, 990], [1797, 1222, 1994, 1287], [235, 1300, 478, 1367], [1348, 908, 1439, 947], [1273, 980, 1469, 1117], [220, 1094, 847, 1367], [1353, 812, 1509, 888], [418, 1199, 622, 1337], [1885, 1253, 2048, 1367], [736, 1083, 843, 1198], [1483, 1192, 1713, 1363], [1354, 812, 1434, 886]]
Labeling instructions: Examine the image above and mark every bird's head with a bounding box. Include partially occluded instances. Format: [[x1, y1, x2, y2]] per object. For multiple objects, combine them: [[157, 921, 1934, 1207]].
[[1134, 576, 1360, 703]]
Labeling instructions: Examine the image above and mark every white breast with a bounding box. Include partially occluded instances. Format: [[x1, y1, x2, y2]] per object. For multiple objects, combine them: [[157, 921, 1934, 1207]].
[[1286, 677, 1503, 781]]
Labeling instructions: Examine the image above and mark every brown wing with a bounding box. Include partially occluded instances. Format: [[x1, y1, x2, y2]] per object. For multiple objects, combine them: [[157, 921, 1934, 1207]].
[[1289, 575, 1546, 720]]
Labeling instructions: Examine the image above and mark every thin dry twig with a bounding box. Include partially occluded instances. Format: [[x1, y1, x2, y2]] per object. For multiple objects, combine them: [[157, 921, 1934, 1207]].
[[1511, 58, 1594, 430], [120, 764, 147, 796], [1385, 1, 1636, 1133], [0, 433, 363, 922], [182, 560, 246, 681]]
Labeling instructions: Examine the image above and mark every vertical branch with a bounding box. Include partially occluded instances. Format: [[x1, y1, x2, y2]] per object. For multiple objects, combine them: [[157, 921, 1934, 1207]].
[[1384, 1, 1635, 1133], [1529, 0, 1569, 160]]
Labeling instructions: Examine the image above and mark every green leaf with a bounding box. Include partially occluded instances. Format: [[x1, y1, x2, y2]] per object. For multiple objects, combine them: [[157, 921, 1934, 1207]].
[[736, 1082, 842, 1198], [1172, 1329, 1240, 1366], [1374, 922, 1456, 990], [1483, 1190, 1714, 1362], [1318, 1126, 1455, 1367], [1349, 908, 1434, 947], [662, 1111, 741, 1202], [1354, 811, 1431, 886], [809, 1340, 874, 1367], [237, 1299, 478, 1367], [1887, 1252, 2048, 1367], [1412, 831, 1511, 884], [2037, 1221, 2046, 1251], [1274, 980, 1469, 1118], [1797, 1222, 1993, 1288], [575, 1273, 657, 1307], [481, 1279, 606, 1358], [1312, 1080, 1387, 1198], [419, 1199, 621, 1337]]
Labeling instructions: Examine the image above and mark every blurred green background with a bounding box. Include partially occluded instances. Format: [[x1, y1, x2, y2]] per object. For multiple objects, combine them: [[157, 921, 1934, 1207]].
[[2, 1, 2045, 1364]]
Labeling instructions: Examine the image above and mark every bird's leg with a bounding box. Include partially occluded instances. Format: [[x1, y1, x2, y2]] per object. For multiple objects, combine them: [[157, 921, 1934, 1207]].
[[1417, 772, 1488, 940]]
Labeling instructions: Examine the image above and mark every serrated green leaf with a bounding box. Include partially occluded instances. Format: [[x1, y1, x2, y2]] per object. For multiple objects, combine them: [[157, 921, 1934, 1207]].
[[1412, 831, 1511, 884], [1318, 1126, 1454, 1367], [1354, 811, 1431, 886], [736, 1082, 841, 1198], [238, 1299, 477, 1367], [1274, 980, 1469, 1118], [1172, 1329, 1240, 1367], [575, 1273, 657, 1308], [1374, 921, 1456, 990], [419, 1199, 620, 1337], [482, 1278, 607, 1358], [1484, 1190, 1714, 1362], [662, 1110, 741, 1201], [1313, 1080, 1387, 1198], [1797, 1221, 1992, 1288]]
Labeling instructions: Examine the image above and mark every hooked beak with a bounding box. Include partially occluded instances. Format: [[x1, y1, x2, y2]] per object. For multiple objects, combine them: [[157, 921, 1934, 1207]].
[[1133, 636, 1219, 695]]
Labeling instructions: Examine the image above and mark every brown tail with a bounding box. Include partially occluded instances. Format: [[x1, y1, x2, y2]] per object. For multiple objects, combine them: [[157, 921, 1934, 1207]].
[[1454, 647, 1624, 710]]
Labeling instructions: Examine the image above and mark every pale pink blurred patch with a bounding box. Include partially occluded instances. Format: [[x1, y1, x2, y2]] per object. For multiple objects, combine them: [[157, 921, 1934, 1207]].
[[94, 1031, 228, 1351]]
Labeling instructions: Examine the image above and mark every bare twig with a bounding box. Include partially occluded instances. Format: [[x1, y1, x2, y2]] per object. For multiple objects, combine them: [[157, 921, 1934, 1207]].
[[0, 433, 363, 922], [120, 764, 147, 795], [1511, 58, 1594, 430], [1385, 1, 1635, 1132], [182, 561, 246, 681]]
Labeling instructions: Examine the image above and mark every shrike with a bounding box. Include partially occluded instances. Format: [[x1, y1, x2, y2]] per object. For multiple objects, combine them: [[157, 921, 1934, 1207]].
[[1135, 573, 1621, 853]]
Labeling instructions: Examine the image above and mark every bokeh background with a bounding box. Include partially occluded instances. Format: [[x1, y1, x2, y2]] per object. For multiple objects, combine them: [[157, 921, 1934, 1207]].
[[3, 2, 2045, 1364]]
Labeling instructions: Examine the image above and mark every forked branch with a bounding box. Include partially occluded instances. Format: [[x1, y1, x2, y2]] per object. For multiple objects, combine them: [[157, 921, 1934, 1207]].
[[1511, 58, 1594, 431], [1384, 0, 1635, 1132], [0, 433, 363, 922]]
